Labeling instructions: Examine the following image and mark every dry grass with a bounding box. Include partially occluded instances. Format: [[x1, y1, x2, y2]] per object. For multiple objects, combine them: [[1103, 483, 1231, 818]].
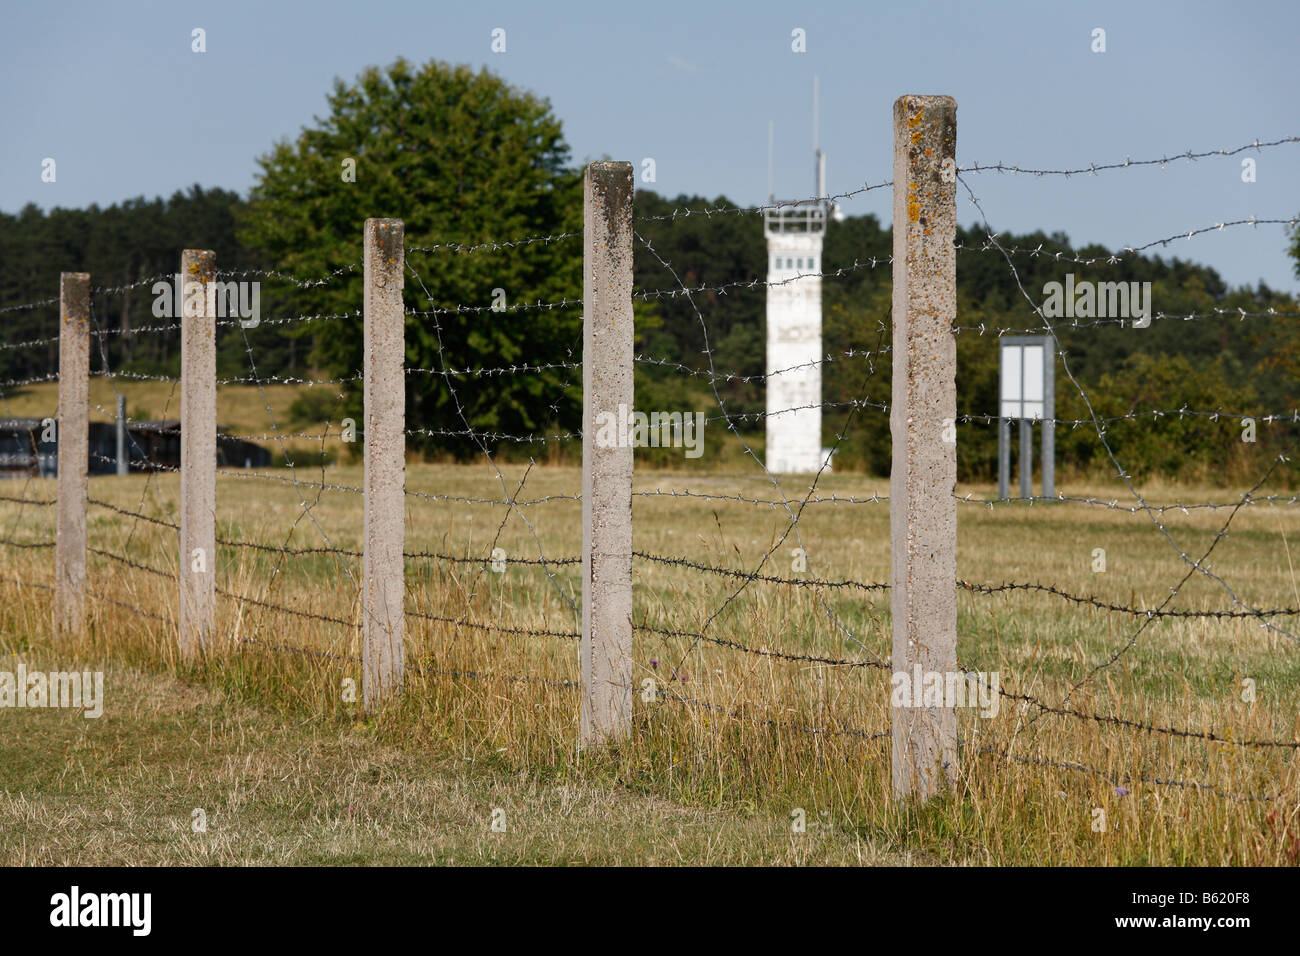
[[0, 660, 901, 865], [1, 461, 1298, 865]]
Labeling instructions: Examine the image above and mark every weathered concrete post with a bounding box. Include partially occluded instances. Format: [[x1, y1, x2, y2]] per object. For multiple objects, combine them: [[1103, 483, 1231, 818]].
[[580, 162, 635, 749], [55, 272, 90, 638], [890, 95, 958, 801], [362, 218, 405, 711], [115, 395, 128, 475], [179, 250, 217, 658]]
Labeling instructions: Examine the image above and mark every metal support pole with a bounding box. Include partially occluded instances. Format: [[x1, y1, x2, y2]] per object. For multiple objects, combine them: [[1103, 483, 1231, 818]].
[[1019, 418, 1032, 500], [997, 417, 1010, 501], [1042, 340, 1056, 499]]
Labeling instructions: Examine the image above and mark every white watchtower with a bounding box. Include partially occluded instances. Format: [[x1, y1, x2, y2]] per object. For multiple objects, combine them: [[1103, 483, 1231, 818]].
[[764, 79, 837, 474]]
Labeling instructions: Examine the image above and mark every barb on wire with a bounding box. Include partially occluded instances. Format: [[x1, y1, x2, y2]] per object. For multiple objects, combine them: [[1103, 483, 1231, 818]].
[[956, 216, 1300, 268], [405, 231, 580, 256], [952, 306, 1299, 337], [635, 179, 893, 224], [214, 261, 363, 288]]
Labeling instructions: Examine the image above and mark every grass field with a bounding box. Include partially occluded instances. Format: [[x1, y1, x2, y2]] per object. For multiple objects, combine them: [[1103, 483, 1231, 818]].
[[1, 461, 1298, 865]]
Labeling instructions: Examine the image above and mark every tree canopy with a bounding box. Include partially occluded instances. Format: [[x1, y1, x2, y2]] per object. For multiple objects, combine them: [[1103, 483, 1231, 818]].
[[239, 58, 583, 457]]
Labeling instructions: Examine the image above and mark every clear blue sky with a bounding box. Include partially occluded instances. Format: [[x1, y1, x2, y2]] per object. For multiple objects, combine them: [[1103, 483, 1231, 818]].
[[3, 0, 1297, 292]]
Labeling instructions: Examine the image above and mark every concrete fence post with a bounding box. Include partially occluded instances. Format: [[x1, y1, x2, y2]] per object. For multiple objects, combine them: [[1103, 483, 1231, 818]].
[[55, 272, 90, 638], [362, 218, 405, 711], [580, 161, 635, 749], [179, 249, 217, 658], [890, 95, 958, 801]]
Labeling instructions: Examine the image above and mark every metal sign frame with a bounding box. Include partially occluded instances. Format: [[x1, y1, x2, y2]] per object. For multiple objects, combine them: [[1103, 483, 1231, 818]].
[[998, 336, 1056, 500]]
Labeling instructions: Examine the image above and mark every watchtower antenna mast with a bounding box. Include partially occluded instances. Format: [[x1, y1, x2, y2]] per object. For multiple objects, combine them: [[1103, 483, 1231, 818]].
[[814, 75, 826, 199]]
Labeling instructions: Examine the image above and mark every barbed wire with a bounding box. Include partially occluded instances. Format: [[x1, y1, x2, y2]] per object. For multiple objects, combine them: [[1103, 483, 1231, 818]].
[[959, 579, 1300, 619], [630, 486, 1300, 513], [217, 582, 356, 628], [88, 496, 178, 530], [89, 546, 174, 579], [957, 134, 1300, 178], [0, 371, 59, 390], [635, 551, 887, 592], [407, 360, 582, 379], [405, 232, 581, 257], [634, 256, 889, 302], [990, 683, 1300, 750], [952, 306, 1299, 337], [0, 536, 55, 549], [405, 299, 583, 318], [0, 492, 55, 506], [635, 179, 894, 224], [958, 216, 1300, 267], [635, 343, 889, 385], [963, 740, 1275, 803], [635, 622, 884, 669], [88, 589, 177, 626], [0, 295, 60, 315], [89, 273, 184, 297], [964, 490, 1300, 513], [213, 261, 363, 287], [0, 311, 359, 356], [405, 606, 579, 640]]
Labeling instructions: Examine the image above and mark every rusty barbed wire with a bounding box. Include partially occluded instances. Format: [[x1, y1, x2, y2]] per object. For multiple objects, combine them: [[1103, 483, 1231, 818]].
[[213, 261, 363, 287], [962, 739, 1276, 803], [406, 232, 581, 257]]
